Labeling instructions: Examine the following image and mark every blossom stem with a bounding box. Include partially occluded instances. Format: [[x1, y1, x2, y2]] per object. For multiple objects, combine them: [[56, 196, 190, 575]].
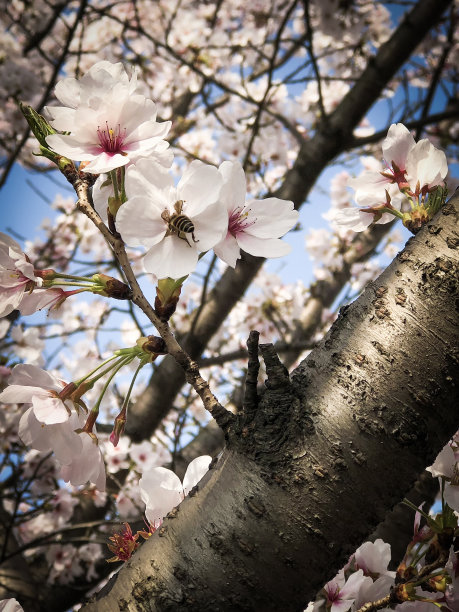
[[50, 272, 97, 282], [73, 354, 121, 388], [89, 354, 134, 418], [109, 170, 120, 202], [46, 281, 96, 289]]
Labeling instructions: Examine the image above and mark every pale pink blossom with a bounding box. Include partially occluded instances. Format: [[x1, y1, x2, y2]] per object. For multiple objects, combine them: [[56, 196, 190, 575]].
[[315, 569, 368, 612], [19, 287, 67, 315], [117, 159, 226, 279], [17, 401, 106, 491], [0, 364, 72, 424], [60, 432, 106, 492], [214, 161, 298, 267], [338, 123, 448, 232], [139, 455, 211, 525], [352, 539, 394, 577], [46, 61, 172, 174], [0, 232, 41, 318]]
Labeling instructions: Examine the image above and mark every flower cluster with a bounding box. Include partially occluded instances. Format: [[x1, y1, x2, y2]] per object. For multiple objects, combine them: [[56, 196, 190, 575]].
[[332, 123, 448, 234], [42, 60, 298, 280]]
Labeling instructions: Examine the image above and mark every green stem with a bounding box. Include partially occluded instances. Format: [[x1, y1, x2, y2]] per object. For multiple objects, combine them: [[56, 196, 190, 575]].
[[122, 360, 145, 410], [109, 170, 120, 201], [52, 272, 96, 282], [73, 354, 121, 387], [92, 355, 133, 413]]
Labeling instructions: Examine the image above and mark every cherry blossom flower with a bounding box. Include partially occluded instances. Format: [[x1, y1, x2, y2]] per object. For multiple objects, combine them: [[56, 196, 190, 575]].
[[0, 232, 42, 318], [45, 61, 172, 174], [314, 569, 368, 612], [0, 364, 73, 425], [116, 159, 226, 279], [213, 161, 298, 267], [335, 123, 448, 232], [18, 408, 106, 491], [352, 539, 394, 578], [139, 455, 211, 525], [60, 431, 106, 491]]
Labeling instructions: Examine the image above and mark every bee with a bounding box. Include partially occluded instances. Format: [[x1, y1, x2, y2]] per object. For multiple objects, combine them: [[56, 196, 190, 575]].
[[161, 200, 198, 246]]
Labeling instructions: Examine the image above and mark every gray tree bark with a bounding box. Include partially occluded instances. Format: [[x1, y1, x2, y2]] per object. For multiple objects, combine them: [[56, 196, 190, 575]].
[[83, 194, 459, 612]]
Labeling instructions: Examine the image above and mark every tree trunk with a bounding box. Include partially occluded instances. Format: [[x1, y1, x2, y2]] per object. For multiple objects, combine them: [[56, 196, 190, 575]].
[[83, 194, 459, 611]]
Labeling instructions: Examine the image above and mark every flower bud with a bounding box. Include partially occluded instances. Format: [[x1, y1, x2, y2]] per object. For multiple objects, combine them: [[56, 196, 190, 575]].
[[154, 277, 185, 321], [92, 274, 133, 300], [110, 406, 127, 447], [136, 336, 167, 356]]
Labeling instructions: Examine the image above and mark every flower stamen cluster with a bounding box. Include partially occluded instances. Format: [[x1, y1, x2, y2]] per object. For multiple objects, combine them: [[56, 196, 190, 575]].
[[97, 122, 128, 156]]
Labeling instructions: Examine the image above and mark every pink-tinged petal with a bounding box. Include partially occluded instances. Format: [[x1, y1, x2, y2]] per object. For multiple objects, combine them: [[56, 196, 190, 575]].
[[339, 569, 367, 598], [218, 160, 247, 212], [382, 123, 415, 170], [0, 286, 26, 318], [427, 443, 455, 478], [237, 233, 291, 258], [0, 232, 23, 254], [60, 432, 106, 491], [348, 172, 390, 206], [0, 384, 45, 404], [45, 134, 99, 160], [14, 258, 36, 281], [18, 408, 53, 451], [406, 140, 448, 189], [331, 207, 374, 232], [50, 413, 85, 463], [143, 237, 198, 279], [7, 363, 60, 390], [125, 158, 174, 206], [243, 198, 297, 239], [92, 175, 111, 223], [178, 162, 223, 217], [84, 152, 131, 174], [192, 202, 229, 251], [354, 539, 392, 576], [330, 600, 354, 612], [53, 77, 81, 108], [44, 106, 76, 131], [214, 233, 241, 268], [117, 196, 166, 249], [32, 395, 69, 424], [139, 467, 183, 523], [119, 96, 160, 134], [19, 288, 63, 315], [183, 455, 211, 495]]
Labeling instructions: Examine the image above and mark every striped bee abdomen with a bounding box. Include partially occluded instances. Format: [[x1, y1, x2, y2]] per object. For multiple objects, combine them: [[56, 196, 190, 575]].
[[168, 213, 198, 244]]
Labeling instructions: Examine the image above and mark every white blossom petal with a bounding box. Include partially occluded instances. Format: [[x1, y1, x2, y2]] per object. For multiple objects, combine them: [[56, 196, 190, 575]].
[[237, 232, 291, 258], [143, 236, 199, 279], [214, 233, 241, 267], [183, 455, 211, 495], [117, 196, 166, 248]]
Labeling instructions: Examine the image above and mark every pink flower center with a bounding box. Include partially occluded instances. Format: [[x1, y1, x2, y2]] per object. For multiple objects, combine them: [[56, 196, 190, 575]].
[[325, 582, 340, 602], [97, 123, 127, 154], [228, 206, 255, 236]]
